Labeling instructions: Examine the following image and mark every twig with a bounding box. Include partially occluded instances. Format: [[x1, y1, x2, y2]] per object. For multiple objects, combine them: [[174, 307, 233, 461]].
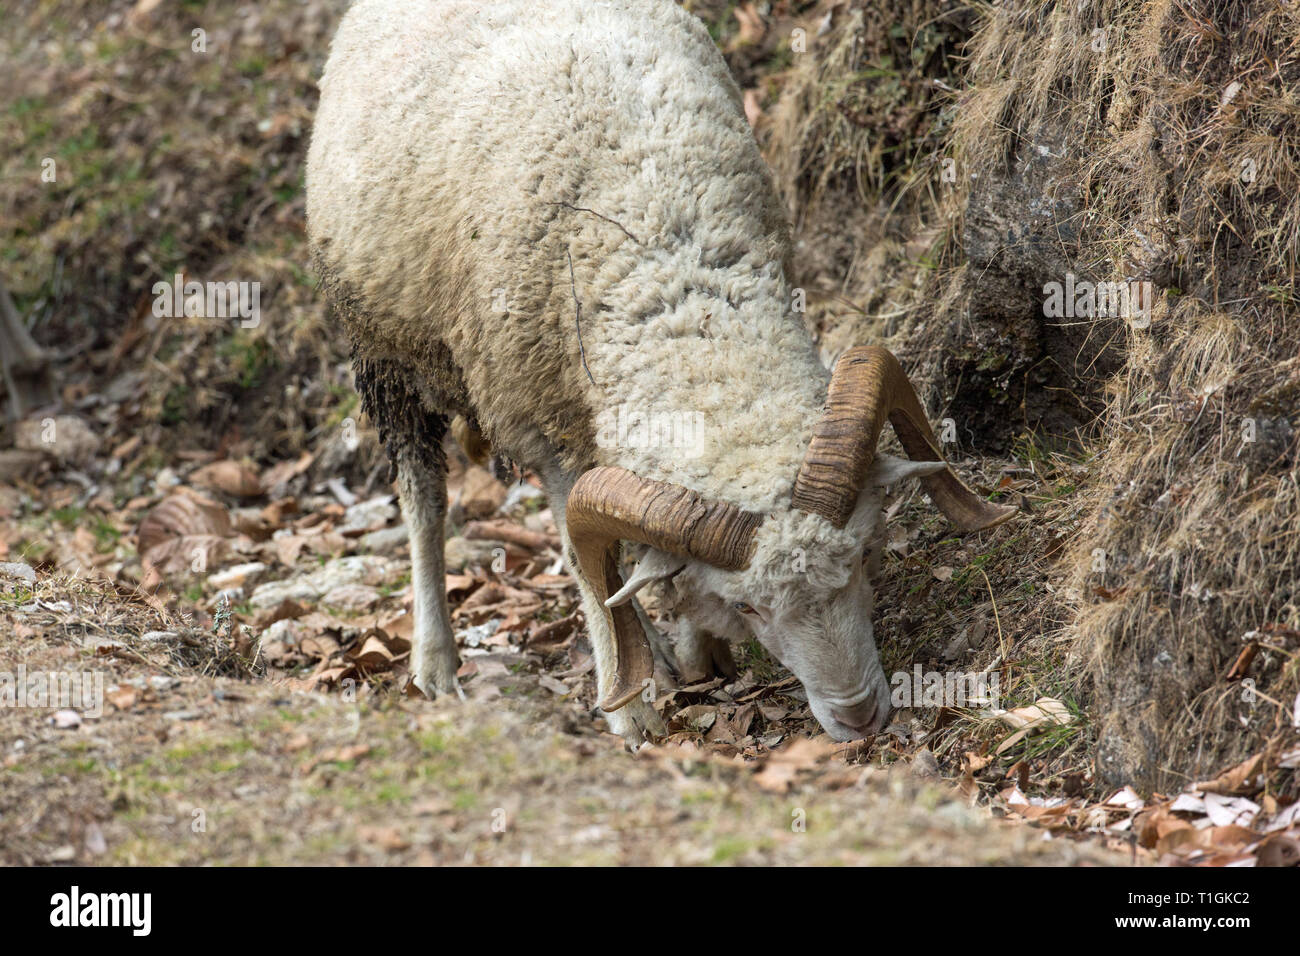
[[978, 567, 1007, 661], [548, 201, 642, 245], [565, 249, 597, 386], [526, 611, 582, 649], [463, 519, 560, 552]]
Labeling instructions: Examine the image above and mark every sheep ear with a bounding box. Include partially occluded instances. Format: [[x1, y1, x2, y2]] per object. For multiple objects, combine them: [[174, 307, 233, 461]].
[[869, 452, 948, 486], [605, 549, 687, 608]]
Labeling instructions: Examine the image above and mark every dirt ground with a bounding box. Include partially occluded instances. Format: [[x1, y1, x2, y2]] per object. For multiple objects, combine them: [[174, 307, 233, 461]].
[[1, 570, 1128, 866]]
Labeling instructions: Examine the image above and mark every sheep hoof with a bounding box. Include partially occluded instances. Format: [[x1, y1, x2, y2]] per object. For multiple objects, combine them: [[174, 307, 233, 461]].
[[605, 698, 666, 747], [412, 659, 464, 702], [678, 633, 737, 684]]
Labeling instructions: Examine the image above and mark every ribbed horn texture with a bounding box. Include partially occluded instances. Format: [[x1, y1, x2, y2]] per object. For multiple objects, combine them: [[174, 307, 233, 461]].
[[791, 346, 1018, 532], [566, 466, 761, 712]]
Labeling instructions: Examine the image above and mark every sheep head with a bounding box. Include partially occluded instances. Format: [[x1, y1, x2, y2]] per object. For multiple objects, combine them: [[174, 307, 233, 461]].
[[566, 346, 1016, 739]]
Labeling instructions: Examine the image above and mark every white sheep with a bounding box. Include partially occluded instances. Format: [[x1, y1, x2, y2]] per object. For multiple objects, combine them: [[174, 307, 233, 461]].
[[306, 0, 1014, 743]]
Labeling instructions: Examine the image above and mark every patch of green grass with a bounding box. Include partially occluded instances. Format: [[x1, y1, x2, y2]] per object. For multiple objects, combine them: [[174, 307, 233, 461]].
[[52, 505, 83, 528], [217, 334, 278, 390], [414, 730, 449, 756], [1009, 430, 1083, 467], [0, 587, 34, 606], [735, 638, 780, 681], [235, 54, 269, 78], [57, 125, 103, 160], [325, 390, 359, 427], [767, 42, 794, 73], [378, 572, 411, 597], [91, 514, 121, 550], [10, 95, 53, 141], [286, 260, 316, 288], [1262, 283, 1292, 305], [710, 835, 753, 863], [163, 738, 255, 762], [157, 230, 181, 271], [374, 783, 409, 804], [695, 1, 739, 46]]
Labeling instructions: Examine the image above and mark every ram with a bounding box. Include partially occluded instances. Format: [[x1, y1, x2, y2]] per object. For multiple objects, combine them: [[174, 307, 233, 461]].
[[306, 0, 1015, 743]]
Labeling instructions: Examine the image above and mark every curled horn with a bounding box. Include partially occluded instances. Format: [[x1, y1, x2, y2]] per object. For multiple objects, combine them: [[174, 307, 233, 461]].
[[792, 346, 1018, 531], [566, 467, 761, 712]]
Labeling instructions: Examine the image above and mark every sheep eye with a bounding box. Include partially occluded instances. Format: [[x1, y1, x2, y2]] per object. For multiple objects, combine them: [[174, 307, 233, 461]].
[[733, 602, 755, 614]]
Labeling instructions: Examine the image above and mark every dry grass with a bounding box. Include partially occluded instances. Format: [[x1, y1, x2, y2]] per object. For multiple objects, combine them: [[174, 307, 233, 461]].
[[769, 0, 1300, 790], [766, 1, 974, 357]]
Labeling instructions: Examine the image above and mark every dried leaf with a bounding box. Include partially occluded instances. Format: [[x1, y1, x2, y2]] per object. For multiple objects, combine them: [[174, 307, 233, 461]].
[[137, 493, 232, 575], [190, 460, 263, 498], [1194, 753, 1265, 795], [993, 697, 1073, 730], [752, 737, 835, 793], [732, 2, 766, 46]]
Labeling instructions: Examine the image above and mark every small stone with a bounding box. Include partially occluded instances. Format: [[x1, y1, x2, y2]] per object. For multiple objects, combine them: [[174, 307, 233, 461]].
[[458, 619, 500, 648], [942, 629, 970, 662], [0, 562, 36, 587], [538, 675, 571, 695], [257, 619, 304, 663], [911, 749, 941, 778], [522, 510, 555, 535], [340, 495, 398, 533], [51, 709, 82, 729], [249, 555, 401, 609], [0, 450, 46, 483], [321, 583, 381, 611], [208, 562, 267, 590], [501, 482, 545, 513], [259, 618, 302, 641], [443, 536, 500, 571], [249, 578, 320, 610], [209, 587, 245, 609], [140, 630, 179, 643], [84, 822, 108, 856], [359, 524, 410, 553], [14, 415, 99, 465], [307, 555, 400, 592]]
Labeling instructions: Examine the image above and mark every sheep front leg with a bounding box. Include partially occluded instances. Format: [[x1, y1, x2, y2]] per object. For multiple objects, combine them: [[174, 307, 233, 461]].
[[632, 597, 681, 690], [675, 619, 737, 684], [398, 456, 462, 699], [544, 473, 665, 745]]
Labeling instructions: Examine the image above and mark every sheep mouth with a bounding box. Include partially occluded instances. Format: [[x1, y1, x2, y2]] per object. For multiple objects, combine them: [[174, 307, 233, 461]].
[[829, 696, 891, 738]]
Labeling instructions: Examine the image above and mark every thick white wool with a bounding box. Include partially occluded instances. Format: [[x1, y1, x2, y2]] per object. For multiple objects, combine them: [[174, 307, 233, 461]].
[[307, 0, 830, 512], [690, 483, 887, 611]]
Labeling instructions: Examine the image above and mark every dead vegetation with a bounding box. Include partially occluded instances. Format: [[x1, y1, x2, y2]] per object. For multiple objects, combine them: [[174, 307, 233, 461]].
[[765, 0, 1300, 796]]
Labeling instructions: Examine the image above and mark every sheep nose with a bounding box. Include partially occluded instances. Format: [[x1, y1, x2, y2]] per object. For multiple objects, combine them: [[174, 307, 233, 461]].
[[832, 697, 889, 736]]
